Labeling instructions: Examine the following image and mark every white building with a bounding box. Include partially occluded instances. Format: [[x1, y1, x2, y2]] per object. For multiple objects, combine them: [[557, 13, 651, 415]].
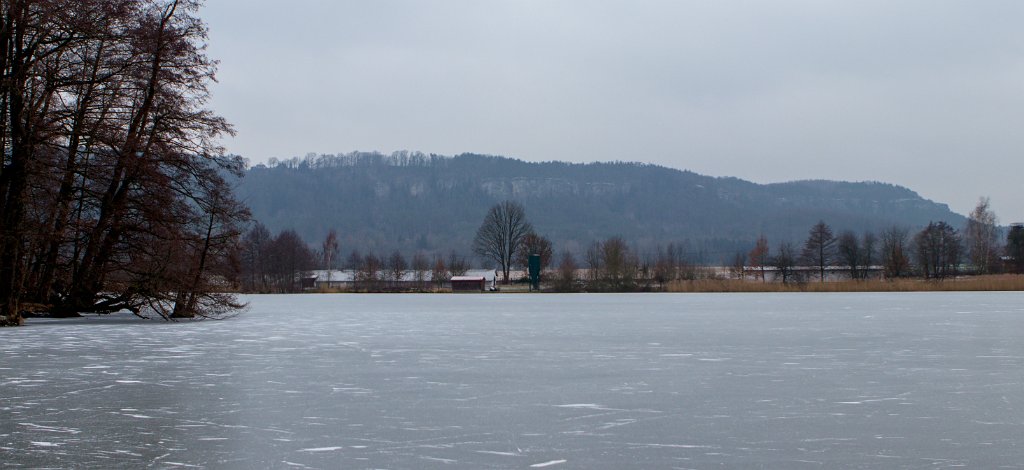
[[305, 269, 496, 291]]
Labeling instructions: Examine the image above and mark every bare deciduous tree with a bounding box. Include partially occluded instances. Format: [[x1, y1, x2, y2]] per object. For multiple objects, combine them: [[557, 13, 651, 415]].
[[965, 197, 1000, 274], [315, 229, 340, 289], [356, 252, 382, 289], [431, 255, 448, 289], [729, 252, 746, 280], [748, 235, 770, 283], [447, 251, 469, 277], [861, 231, 877, 272], [266, 230, 315, 293], [554, 251, 578, 292], [515, 232, 553, 272], [836, 230, 862, 280], [411, 252, 430, 289], [585, 241, 602, 282], [914, 221, 962, 280], [241, 223, 272, 293], [597, 236, 637, 291], [387, 250, 407, 285], [774, 241, 799, 284], [473, 200, 533, 284], [1, 0, 247, 325], [322, 229, 339, 272], [881, 226, 911, 279], [652, 246, 675, 284]]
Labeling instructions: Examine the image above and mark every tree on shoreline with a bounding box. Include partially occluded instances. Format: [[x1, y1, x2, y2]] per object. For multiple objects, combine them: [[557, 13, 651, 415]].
[[515, 232, 553, 274], [914, 221, 962, 280], [1008, 224, 1024, 274], [1, 0, 246, 325], [554, 251, 578, 292], [748, 235, 770, 283], [774, 241, 799, 284], [861, 231, 877, 273], [802, 221, 836, 283], [837, 230, 862, 280], [473, 201, 533, 284], [387, 250, 408, 285], [965, 197, 999, 274], [322, 229, 340, 278], [881, 226, 911, 279]]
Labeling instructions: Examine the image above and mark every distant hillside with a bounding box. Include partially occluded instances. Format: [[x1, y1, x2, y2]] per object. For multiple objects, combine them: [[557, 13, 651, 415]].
[[236, 152, 966, 262]]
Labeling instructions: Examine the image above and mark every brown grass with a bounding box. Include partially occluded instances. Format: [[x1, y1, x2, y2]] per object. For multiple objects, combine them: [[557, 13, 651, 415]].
[[663, 274, 1024, 293]]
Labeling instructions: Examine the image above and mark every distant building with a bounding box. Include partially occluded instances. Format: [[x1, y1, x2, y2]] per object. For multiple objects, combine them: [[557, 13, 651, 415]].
[[739, 265, 884, 282], [305, 269, 496, 291], [306, 270, 354, 290], [299, 274, 318, 290], [450, 276, 487, 292]]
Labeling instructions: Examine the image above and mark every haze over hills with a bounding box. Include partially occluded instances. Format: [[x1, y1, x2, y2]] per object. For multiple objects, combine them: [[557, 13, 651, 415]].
[[237, 152, 967, 263]]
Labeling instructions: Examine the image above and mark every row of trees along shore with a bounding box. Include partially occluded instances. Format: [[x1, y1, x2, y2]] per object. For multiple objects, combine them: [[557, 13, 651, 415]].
[[556, 198, 1023, 291], [239, 223, 475, 293], [1, 1, 248, 326], [242, 197, 1024, 294]]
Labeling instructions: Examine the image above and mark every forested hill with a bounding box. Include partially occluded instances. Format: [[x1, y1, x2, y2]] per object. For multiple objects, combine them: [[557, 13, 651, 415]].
[[237, 152, 966, 262]]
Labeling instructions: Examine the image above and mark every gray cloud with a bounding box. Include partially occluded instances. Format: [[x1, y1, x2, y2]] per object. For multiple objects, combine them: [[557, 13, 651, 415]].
[[203, 0, 1024, 221]]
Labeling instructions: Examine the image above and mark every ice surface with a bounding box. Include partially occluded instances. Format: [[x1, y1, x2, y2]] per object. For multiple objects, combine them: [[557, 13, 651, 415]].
[[3, 292, 1024, 468]]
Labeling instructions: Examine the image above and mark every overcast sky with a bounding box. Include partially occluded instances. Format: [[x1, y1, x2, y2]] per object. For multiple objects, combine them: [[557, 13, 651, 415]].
[[201, 1, 1024, 221]]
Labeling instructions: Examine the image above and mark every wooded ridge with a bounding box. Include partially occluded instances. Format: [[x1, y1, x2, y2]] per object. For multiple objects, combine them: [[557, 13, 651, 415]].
[[238, 152, 966, 262]]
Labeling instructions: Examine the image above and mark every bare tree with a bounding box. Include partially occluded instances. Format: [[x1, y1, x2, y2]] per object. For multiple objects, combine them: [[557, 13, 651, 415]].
[[387, 250, 407, 285], [802, 221, 836, 283], [748, 235, 770, 283], [447, 251, 469, 277], [914, 221, 962, 280], [667, 242, 686, 280], [431, 255, 448, 289], [322, 229, 339, 274], [168, 181, 249, 318], [356, 252, 382, 290], [266, 230, 316, 292], [411, 252, 430, 289], [241, 223, 272, 292], [729, 252, 746, 280], [0, 0, 246, 324], [881, 226, 911, 279], [965, 197, 1000, 274], [652, 246, 674, 285], [585, 241, 602, 282], [598, 236, 637, 291], [515, 232, 554, 273], [473, 200, 533, 284], [773, 241, 799, 284], [836, 230, 862, 280], [861, 231, 877, 274], [554, 251, 578, 292], [315, 229, 339, 290]]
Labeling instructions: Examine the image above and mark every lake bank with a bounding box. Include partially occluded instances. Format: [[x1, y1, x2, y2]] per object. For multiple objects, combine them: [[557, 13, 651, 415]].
[[299, 274, 1024, 294]]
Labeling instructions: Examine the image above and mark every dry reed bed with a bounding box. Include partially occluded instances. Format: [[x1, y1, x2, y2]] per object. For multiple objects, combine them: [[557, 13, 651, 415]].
[[664, 275, 1024, 293]]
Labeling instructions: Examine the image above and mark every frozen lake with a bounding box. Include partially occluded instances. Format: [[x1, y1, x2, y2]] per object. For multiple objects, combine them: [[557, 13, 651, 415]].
[[3, 292, 1024, 469]]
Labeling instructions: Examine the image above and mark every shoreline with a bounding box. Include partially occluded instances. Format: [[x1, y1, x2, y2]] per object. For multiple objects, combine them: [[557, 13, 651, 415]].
[[292, 274, 1024, 294]]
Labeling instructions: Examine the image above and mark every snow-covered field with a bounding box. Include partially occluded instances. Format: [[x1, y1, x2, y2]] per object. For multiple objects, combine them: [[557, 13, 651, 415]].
[[3, 292, 1024, 468]]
